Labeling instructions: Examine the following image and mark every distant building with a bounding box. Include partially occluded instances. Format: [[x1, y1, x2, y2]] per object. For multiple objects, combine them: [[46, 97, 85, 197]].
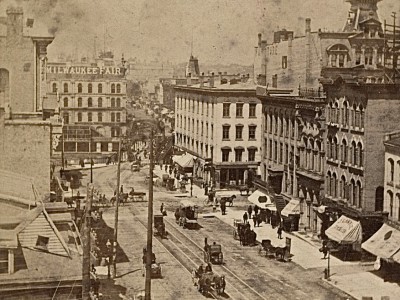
[[174, 74, 262, 188], [185, 55, 200, 78], [46, 58, 128, 163]]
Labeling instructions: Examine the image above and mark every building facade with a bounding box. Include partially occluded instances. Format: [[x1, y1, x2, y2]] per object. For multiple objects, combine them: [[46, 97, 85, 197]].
[[174, 76, 262, 188], [46, 58, 128, 162], [255, 0, 397, 235]]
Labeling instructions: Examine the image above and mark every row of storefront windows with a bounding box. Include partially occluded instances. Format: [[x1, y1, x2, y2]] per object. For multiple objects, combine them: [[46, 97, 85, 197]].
[[53, 82, 122, 94], [62, 112, 121, 124]]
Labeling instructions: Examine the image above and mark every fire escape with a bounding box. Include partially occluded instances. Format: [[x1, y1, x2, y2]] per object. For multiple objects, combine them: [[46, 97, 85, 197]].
[[384, 12, 400, 83]]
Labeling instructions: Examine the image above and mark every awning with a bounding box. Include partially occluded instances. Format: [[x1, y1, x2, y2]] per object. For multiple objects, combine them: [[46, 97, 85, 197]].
[[172, 154, 194, 168], [281, 199, 300, 217], [248, 190, 276, 211], [325, 215, 362, 244], [362, 223, 400, 262]]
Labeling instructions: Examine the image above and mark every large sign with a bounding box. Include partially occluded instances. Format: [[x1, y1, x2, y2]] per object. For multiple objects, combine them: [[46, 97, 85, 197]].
[[47, 65, 122, 75]]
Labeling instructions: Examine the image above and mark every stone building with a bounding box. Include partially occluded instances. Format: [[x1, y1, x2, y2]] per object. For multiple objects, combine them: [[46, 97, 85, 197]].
[[46, 56, 128, 163], [254, 0, 397, 235], [174, 75, 262, 188]]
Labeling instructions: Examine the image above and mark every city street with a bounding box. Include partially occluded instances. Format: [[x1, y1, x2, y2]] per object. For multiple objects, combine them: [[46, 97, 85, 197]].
[[80, 163, 354, 299]]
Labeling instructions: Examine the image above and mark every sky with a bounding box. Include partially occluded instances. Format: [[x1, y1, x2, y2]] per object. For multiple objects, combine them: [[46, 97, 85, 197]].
[[0, 0, 399, 65]]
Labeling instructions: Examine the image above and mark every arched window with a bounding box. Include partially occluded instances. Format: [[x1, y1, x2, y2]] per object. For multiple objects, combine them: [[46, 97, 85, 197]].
[[77, 112, 82, 122], [87, 112, 92, 122], [116, 84, 121, 93], [98, 98, 102, 107], [52, 83, 57, 93], [78, 98, 82, 107], [389, 159, 395, 182], [340, 175, 346, 199], [343, 101, 349, 126], [78, 83, 82, 93], [63, 97, 68, 107], [342, 139, 348, 162], [352, 141, 357, 165], [88, 83, 92, 93], [332, 173, 337, 198], [357, 180, 362, 207], [0, 69, 10, 105], [88, 98, 93, 107], [334, 102, 339, 123], [97, 112, 103, 122], [63, 83, 68, 93], [388, 191, 394, 217], [333, 137, 338, 160], [111, 84, 115, 93], [111, 98, 115, 107], [358, 142, 363, 167], [352, 104, 357, 127], [360, 104, 364, 128], [116, 98, 121, 107], [326, 171, 332, 196], [350, 179, 356, 205], [98, 83, 102, 93]]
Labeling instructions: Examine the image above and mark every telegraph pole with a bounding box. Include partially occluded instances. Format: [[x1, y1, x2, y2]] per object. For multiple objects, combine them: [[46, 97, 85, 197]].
[[145, 129, 154, 300], [112, 140, 122, 278], [82, 183, 93, 299]]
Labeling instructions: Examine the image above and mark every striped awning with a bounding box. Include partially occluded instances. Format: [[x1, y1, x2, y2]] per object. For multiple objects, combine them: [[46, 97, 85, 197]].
[[325, 215, 362, 244]]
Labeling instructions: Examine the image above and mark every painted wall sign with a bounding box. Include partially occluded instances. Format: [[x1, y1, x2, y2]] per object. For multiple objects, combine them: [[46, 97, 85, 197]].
[[47, 66, 122, 75]]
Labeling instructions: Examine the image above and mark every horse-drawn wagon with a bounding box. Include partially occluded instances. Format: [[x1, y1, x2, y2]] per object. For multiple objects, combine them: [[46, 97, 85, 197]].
[[204, 243, 223, 264], [175, 200, 198, 229], [191, 266, 225, 296], [153, 214, 167, 238], [258, 239, 289, 261]]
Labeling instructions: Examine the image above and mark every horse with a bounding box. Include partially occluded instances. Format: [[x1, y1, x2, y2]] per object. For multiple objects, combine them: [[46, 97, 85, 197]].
[[275, 246, 287, 260], [239, 185, 250, 196], [215, 275, 226, 295]]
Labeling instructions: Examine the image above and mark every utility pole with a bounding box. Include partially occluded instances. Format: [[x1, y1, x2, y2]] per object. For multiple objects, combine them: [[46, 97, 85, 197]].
[[90, 129, 93, 183], [82, 183, 93, 299], [112, 140, 122, 278], [145, 129, 154, 300]]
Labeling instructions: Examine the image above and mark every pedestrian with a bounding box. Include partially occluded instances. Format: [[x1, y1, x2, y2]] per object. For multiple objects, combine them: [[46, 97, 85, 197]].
[[120, 185, 124, 194], [204, 183, 208, 196], [243, 212, 248, 224], [254, 205, 259, 216], [277, 225, 283, 239], [160, 203, 164, 214], [247, 205, 253, 219], [257, 214, 262, 227], [164, 164, 168, 172], [220, 199, 226, 215], [253, 215, 257, 228]]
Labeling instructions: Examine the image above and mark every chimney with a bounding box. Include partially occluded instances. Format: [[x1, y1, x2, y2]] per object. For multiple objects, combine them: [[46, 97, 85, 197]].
[[187, 73, 192, 86], [258, 33, 262, 47], [7, 7, 24, 37], [218, 72, 222, 84], [200, 73, 204, 87], [209, 72, 214, 88], [305, 18, 311, 34]]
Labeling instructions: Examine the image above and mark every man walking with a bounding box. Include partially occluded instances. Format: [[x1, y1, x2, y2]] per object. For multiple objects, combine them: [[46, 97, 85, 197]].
[[243, 212, 248, 224], [254, 205, 259, 216], [247, 205, 253, 219], [277, 225, 283, 239]]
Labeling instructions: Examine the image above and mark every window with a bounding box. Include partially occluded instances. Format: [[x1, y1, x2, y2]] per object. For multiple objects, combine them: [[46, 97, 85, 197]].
[[88, 98, 92, 107], [63, 83, 68, 93], [282, 56, 288, 69], [249, 103, 256, 117], [35, 235, 49, 251], [98, 98, 103, 107], [77, 112, 82, 122], [78, 83, 82, 93], [388, 191, 394, 217], [236, 126, 243, 140], [116, 113, 121, 122], [222, 150, 230, 162], [236, 103, 243, 117], [63, 97, 68, 107], [111, 98, 115, 107], [116, 98, 121, 107], [78, 98, 82, 107], [88, 112, 92, 122], [222, 126, 230, 140], [235, 149, 243, 162], [98, 83, 102, 93], [63, 113, 69, 124], [389, 159, 395, 182], [111, 84, 115, 93], [52, 83, 57, 93], [111, 113, 115, 122], [117, 84, 121, 93], [272, 74, 278, 88], [249, 125, 256, 140], [223, 103, 230, 117], [88, 83, 92, 93], [111, 127, 120, 137], [248, 149, 256, 161], [98, 112, 102, 122]]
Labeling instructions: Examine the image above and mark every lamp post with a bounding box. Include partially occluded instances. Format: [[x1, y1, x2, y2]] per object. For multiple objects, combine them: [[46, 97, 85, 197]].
[[112, 139, 122, 278]]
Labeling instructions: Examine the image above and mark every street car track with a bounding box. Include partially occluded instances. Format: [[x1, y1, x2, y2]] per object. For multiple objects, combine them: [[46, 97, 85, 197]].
[[128, 206, 219, 300]]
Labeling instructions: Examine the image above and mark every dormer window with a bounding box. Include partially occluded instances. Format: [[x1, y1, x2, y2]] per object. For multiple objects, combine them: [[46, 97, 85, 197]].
[[327, 44, 349, 68]]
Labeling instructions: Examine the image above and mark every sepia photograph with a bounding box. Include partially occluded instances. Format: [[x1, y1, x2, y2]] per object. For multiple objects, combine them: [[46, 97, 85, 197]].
[[0, 0, 399, 299]]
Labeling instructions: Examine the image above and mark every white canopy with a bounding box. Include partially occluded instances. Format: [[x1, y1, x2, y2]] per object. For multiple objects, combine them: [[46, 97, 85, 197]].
[[362, 223, 400, 262], [248, 190, 276, 211], [325, 215, 362, 244], [172, 154, 194, 168], [281, 199, 300, 217]]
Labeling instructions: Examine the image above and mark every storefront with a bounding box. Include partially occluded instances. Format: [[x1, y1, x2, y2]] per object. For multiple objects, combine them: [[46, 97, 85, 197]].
[[281, 199, 301, 232], [325, 215, 362, 260], [248, 189, 279, 227], [172, 153, 194, 175]]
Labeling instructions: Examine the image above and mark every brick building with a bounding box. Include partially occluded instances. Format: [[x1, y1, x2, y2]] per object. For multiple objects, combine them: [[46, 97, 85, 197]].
[[46, 55, 128, 163], [174, 75, 262, 188], [254, 0, 398, 236]]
